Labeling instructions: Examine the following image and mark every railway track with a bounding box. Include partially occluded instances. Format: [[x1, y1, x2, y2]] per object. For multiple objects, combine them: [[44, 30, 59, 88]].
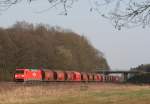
[[0, 81, 116, 87]]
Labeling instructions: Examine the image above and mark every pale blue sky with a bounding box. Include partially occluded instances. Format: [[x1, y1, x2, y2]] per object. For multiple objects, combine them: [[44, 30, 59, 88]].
[[0, 0, 150, 70]]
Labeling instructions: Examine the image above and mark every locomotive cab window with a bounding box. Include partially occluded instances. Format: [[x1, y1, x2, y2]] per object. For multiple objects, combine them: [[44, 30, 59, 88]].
[[16, 70, 24, 74]]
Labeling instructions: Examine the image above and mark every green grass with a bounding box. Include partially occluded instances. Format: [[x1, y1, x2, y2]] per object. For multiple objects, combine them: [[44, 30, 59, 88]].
[[0, 83, 150, 104], [91, 89, 150, 97]]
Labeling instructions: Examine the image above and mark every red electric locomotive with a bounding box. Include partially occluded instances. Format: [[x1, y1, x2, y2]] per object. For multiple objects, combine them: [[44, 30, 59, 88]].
[[14, 68, 43, 82]]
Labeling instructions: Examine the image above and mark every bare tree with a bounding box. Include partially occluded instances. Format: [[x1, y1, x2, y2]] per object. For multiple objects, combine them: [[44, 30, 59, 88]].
[[1, 0, 150, 29]]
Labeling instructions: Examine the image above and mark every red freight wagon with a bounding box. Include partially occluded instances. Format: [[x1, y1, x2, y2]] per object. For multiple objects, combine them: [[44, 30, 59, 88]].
[[54, 71, 65, 81], [105, 76, 110, 82], [110, 76, 112, 82], [24, 69, 43, 81], [101, 75, 104, 82], [110, 76, 113, 82], [94, 74, 101, 81], [81, 72, 88, 81], [100, 75, 104, 82], [114, 76, 120, 82], [109, 76, 112, 82], [88, 73, 93, 81], [108, 76, 112, 82], [65, 71, 74, 81], [107, 76, 110, 82], [73, 72, 81, 81], [43, 70, 54, 81], [104, 75, 108, 82], [111, 76, 114, 82], [112, 76, 116, 82]]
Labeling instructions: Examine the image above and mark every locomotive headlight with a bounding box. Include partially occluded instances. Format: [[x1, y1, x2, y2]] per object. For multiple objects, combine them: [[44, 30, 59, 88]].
[[15, 75, 18, 78]]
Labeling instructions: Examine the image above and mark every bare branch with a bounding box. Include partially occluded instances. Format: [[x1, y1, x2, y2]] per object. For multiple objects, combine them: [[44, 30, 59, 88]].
[[0, 0, 77, 15], [90, 0, 150, 29]]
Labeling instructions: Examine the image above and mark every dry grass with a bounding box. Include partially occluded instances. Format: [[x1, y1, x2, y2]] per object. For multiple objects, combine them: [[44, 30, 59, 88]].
[[0, 83, 150, 104]]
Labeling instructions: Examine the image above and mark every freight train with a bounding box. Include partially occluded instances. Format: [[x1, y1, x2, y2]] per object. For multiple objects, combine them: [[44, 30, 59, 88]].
[[14, 68, 120, 82]]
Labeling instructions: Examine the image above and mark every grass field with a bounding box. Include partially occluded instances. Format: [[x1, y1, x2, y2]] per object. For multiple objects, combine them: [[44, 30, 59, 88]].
[[0, 83, 150, 104]]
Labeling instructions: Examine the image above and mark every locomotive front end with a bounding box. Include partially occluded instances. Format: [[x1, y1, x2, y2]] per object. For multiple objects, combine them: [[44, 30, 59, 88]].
[[14, 69, 25, 82]]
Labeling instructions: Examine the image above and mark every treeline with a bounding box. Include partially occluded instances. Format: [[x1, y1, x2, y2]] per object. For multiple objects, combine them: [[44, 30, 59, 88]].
[[128, 64, 150, 83], [0, 21, 109, 81], [131, 64, 150, 72]]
